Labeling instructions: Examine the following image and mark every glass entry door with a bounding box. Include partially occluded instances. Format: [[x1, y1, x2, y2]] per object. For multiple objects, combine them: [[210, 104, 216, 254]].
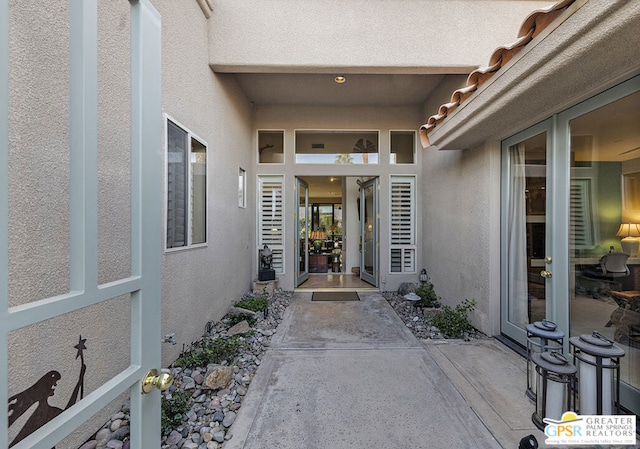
[[295, 177, 309, 287], [501, 122, 553, 345], [360, 177, 378, 287]]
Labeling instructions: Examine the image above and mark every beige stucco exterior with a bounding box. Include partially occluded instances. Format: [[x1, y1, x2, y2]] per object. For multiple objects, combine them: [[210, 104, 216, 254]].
[[4, 0, 640, 446]]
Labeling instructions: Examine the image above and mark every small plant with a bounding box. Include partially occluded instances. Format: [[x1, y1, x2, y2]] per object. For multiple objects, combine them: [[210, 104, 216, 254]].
[[161, 390, 190, 435], [235, 293, 269, 312], [227, 312, 257, 327], [415, 283, 440, 308], [429, 298, 476, 339], [174, 335, 246, 368]]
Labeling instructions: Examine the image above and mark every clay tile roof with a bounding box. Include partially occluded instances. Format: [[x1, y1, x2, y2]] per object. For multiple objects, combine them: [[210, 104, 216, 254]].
[[419, 0, 577, 148]]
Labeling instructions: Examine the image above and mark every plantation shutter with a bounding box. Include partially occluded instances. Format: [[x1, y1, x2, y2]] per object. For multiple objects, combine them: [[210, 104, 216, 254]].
[[258, 176, 284, 273], [390, 176, 415, 272], [570, 178, 596, 250], [166, 121, 188, 248]]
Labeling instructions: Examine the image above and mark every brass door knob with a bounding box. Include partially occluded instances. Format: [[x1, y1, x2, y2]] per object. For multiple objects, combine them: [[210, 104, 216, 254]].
[[141, 369, 174, 394], [540, 270, 553, 278]]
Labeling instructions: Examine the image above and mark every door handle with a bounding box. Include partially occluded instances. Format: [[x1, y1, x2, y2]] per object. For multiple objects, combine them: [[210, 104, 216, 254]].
[[540, 270, 553, 278], [141, 369, 174, 394]]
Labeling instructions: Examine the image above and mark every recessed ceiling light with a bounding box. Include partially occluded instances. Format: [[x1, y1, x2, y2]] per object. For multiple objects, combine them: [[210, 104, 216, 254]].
[[334, 76, 346, 84]]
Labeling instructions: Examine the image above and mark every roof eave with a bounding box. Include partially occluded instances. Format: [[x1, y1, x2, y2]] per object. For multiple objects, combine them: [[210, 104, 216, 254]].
[[422, 0, 640, 151]]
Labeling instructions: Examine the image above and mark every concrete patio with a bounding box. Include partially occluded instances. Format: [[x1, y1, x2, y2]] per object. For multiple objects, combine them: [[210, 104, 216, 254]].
[[221, 291, 574, 449]]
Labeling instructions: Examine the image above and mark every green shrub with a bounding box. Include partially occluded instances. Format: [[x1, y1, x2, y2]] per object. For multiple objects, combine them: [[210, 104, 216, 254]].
[[429, 299, 476, 338], [415, 283, 440, 308], [234, 294, 269, 312], [227, 312, 257, 327], [174, 335, 246, 368], [161, 390, 190, 435]]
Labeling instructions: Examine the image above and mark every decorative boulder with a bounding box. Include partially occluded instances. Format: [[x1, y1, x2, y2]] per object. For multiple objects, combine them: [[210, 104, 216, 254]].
[[203, 365, 234, 390], [398, 282, 418, 296], [227, 320, 250, 336]]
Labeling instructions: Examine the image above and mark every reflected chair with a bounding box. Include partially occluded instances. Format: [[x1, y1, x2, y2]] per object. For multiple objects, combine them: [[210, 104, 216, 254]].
[[582, 252, 630, 298], [599, 252, 630, 278]]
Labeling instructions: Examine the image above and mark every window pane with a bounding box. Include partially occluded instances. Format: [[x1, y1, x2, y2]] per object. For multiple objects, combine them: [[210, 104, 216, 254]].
[[259, 130, 284, 163], [191, 137, 206, 245], [390, 131, 415, 164], [295, 131, 379, 164], [569, 90, 640, 396], [166, 121, 187, 248], [238, 167, 246, 208]]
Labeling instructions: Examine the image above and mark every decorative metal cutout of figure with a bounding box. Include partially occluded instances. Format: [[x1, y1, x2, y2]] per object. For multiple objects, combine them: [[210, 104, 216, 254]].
[[7, 335, 87, 448]]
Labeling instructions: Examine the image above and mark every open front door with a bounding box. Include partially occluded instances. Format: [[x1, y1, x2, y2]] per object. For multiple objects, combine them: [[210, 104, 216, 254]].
[[360, 178, 379, 287], [295, 178, 309, 287], [1, 2, 165, 448]]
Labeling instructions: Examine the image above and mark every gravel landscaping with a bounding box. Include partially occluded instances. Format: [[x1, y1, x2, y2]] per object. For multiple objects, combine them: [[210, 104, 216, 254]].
[[79, 288, 485, 449]]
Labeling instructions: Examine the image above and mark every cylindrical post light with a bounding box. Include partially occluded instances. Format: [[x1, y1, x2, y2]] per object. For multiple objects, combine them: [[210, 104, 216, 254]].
[[525, 320, 564, 401], [570, 331, 625, 415], [531, 351, 577, 430]]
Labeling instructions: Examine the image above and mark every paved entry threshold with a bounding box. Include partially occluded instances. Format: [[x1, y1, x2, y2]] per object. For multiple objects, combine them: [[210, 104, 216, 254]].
[[223, 292, 502, 449]]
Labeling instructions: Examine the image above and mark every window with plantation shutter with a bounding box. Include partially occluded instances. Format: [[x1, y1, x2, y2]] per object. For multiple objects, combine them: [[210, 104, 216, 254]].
[[258, 176, 284, 273], [390, 176, 416, 272]]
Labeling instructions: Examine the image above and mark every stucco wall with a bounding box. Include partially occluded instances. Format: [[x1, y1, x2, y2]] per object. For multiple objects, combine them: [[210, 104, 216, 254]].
[[209, 0, 556, 73], [153, 0, 254, 368], [420, 140, 501, 336]]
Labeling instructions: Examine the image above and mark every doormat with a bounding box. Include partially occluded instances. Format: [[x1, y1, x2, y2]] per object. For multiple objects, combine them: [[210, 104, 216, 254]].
[[312, 291, 360, 301]]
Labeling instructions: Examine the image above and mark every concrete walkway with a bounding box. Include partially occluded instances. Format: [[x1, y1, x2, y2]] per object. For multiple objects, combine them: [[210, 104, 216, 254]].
[[222, 292, 549, 448]]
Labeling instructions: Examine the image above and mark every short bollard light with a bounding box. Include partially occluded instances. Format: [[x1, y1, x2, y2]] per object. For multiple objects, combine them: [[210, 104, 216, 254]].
[[531, 351, 577, 430], [570, 331, 625, 415], [518, 434, 539, 449], [525, 320, 564, 401]]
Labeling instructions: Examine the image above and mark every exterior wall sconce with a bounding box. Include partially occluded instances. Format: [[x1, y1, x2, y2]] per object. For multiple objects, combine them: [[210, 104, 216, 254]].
[[419, 269, 428, 284]]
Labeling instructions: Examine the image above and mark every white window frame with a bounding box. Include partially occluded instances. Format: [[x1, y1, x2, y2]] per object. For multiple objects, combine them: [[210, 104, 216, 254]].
[[164, 114, 208, 251], [389, 175, 416, 273], [257, 175, 284, 274]]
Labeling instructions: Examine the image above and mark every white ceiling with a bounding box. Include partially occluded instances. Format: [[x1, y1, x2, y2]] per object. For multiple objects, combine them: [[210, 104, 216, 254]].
[[234, 73, 446, 107]]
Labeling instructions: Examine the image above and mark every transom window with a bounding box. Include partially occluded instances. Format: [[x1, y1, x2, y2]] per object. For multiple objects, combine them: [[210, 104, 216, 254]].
[[295, 130, 379, 164]]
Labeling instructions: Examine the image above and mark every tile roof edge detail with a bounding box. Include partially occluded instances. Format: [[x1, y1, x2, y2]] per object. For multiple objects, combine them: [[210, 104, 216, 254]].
[[419, 0, 578, 149]]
